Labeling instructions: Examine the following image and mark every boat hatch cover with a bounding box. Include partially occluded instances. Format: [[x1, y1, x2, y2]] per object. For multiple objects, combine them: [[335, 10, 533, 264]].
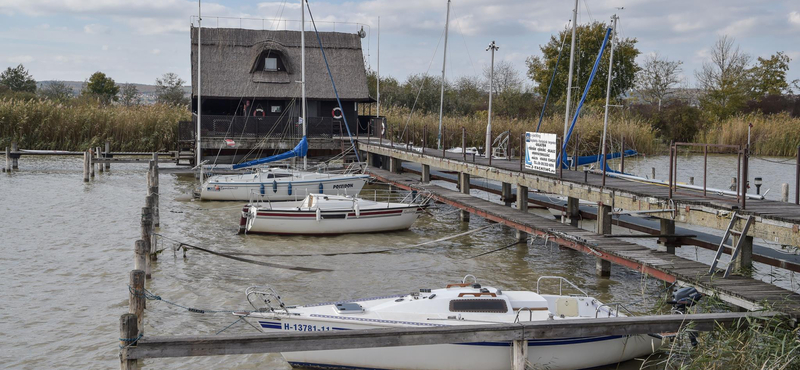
[[335, 302, 364, 314]]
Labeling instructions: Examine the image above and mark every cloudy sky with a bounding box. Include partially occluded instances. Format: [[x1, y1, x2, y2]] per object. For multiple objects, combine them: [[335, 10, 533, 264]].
[[1, 0, 799, 88]]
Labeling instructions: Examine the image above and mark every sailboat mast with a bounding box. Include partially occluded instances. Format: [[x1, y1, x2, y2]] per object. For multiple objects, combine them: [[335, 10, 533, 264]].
[[600, 15, 618, 174], [197, 0, 202, 176], [301, 0, 307, 170], [563, 0, 578, 141], [436, 0, 451, 149], [485, 41, 498, 158], [376, 16, 380, 118]]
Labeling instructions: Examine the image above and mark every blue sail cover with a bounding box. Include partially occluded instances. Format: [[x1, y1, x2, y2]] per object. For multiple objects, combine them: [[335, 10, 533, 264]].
[[572, 149, 638, 167], [232, 136, 309, 169]]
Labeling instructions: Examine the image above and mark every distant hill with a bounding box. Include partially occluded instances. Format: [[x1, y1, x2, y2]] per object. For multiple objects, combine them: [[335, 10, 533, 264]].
[[37, 80, 191, 104]]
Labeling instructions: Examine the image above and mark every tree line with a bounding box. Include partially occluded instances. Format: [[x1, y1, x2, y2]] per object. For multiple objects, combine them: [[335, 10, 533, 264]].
[[0, 66, 189, 107], [368, 21, 799, 142]]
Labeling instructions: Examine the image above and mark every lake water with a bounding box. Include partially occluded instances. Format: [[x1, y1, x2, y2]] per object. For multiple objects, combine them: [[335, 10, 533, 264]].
[[0, 154, 796, 369]]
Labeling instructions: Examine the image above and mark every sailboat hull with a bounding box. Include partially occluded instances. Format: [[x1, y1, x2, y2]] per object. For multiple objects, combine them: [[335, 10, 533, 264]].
[[200, 174, 369, 201], [243, 205, 422, 235], [257, 318, 660, 370]]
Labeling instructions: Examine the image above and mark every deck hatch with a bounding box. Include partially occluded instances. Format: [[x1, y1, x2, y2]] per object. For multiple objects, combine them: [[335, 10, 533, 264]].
[[335, 302, 364, 314], [449, 299, 508, 313]]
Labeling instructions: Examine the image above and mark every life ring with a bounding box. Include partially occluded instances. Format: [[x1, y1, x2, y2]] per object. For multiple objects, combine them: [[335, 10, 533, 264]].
[[254, 108, 265, 117], [332, 107, 343, 119], [381, 121, 386, 137]]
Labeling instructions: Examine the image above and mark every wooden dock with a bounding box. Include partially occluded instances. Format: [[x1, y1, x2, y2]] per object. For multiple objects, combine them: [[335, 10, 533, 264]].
[[359, 139, 800, 249], [366, 167, 800, 316]]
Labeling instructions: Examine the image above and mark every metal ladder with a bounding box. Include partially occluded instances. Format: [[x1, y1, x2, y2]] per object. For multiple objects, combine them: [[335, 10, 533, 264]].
[[708, 211, 754, 278]]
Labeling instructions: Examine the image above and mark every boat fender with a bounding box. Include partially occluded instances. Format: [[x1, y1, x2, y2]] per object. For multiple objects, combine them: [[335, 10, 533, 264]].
[[246, 207, 257, 232], [428, 294, 436, 299], [272, 180, 277, 193], [318, 182, 323, 194], [260, 183, 265, 195], [332, 107, 343, 119], [288, 182, 292, 196], [354, 202, 360, 218], [315, 207, 321, 222]]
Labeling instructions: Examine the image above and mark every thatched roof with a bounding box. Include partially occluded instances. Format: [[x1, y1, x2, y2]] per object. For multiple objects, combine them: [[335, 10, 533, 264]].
[[191, 28, 370, 101]]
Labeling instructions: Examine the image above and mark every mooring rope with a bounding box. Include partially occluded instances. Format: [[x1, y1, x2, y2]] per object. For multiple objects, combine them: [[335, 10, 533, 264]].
[[129, 285, 250, 314]]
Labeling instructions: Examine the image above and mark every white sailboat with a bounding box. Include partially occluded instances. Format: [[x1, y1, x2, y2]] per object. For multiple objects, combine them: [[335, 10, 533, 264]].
[[197, 0, 369, 201], [238, 275, 662, 370], [239, 191, 430, 235]]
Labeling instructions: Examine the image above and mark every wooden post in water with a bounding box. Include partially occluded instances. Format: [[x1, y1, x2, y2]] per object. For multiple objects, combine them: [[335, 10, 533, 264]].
[[658, 219, 677, 254], [567, 197, 580, 227], [89, 148, 95, 178], [11, 142, 18, 170], [129, 270, 146, 333], [83, 151, 90, 182], [782, 183, 790, 202], [150, 156, 160, 228], [119, 314, 138, 370], [141, 204, 154, 273], [105, 140, 111, 170], [596, 204, 612, 277], [516, 184, 528, 241], [459, 172, 470, 222], [135, 240, 149, 279], [145, 195, 157, 261], [512, 339, 528, 370]]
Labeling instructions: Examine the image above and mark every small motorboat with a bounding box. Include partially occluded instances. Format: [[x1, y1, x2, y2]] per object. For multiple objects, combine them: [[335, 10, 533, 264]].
[[238, 275, 662, 370], [199, 165, 370, 202], [239, 191, 431, 235]]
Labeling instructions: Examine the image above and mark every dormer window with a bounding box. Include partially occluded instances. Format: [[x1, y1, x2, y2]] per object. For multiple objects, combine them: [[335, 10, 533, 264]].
[[264, 57, 278, 71], [255, 50, 287, 72]]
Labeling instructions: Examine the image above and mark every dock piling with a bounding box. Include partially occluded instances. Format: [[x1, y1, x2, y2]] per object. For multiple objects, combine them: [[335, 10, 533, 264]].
[[567, 197, 580, 227], [119, 314, 138, 370], [515, 184, 528, 241], [105, 141, 111, 170], [658, 219, 677, 254], [501, 182, 512, 206], [782, 183, 790, 202], [511, 340, 528, 370], [596, 204, 612, 277], [459, 173, 470, 222], [135, 240, 149, 280], [732, 234, 754, 274], [129, 270, 146, 333], [11, 142, 18, 170], [145, 195, 157, 261], [150, 156, 160, 228], [4, 146, 9, 172], [83, 151, 90, 182], [421, 164, 431, 183], [89, 148, 95, 178], [141, 204, 154, 274]]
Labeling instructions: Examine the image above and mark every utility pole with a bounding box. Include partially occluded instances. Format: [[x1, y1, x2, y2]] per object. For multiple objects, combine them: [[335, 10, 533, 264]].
[[563, 0, 579, 141], [485, 40, 499, 158], [376, 16, 380, 118], [437, 0, 451, 149], [600, 15, 618, 181]]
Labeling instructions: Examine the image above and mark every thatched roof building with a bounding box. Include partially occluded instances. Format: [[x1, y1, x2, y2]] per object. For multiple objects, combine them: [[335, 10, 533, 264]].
[[190, 28, 370, 102]]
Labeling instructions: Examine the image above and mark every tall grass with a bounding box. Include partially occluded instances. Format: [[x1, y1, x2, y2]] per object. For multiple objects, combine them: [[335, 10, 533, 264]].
[[381, 106, 662, 156], [696, 112, 800, 157], [0, 98, 190, 152]]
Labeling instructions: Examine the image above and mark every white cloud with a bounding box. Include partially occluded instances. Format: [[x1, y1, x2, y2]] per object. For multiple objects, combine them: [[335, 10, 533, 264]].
[[6, 55, 34, 63], [789, 11, 800, 26], [84, 23, 110, 34], [718, 17, 757, 36]]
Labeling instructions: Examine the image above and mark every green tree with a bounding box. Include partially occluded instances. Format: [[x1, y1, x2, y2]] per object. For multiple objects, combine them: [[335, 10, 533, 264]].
[[695, 35, 751, 119], [84, 71, 119, 104], [119, 83, 141, 106], [38, 81, 74, 103], [526, 22, 640, 109], [750, 51, 793, 97], [0, 64, 37, 93], [155, 72, 188, 106]]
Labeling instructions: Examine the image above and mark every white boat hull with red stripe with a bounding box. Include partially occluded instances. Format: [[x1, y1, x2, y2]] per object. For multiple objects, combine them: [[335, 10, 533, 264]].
[[241, 193, 427, 235]]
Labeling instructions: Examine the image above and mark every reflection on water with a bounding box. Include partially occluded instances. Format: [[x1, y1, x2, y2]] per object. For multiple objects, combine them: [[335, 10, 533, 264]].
[[0, 155, 794, 369]]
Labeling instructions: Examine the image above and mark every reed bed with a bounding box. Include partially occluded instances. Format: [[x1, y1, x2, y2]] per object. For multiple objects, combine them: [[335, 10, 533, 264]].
[[696, 112, 800, 157], [381, 106, 662, 156], [0, 98, 190, 152]]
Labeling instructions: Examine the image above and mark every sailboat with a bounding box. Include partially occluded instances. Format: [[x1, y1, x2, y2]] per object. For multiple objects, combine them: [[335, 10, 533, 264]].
[[238, 275, 662, 370], [197, 1, 369, 202]]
